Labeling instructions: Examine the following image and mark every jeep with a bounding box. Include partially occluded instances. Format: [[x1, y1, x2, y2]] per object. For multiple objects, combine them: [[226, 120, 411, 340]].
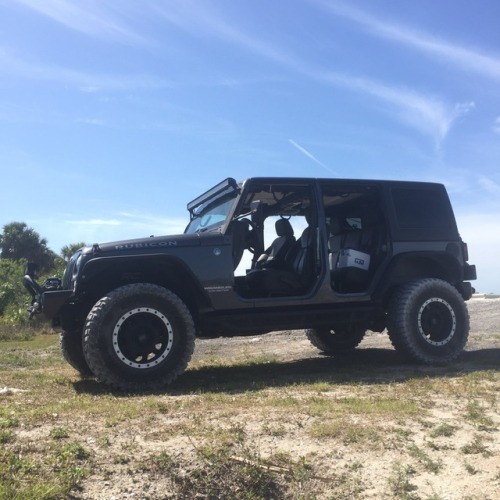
[[24, 177, 477, 390]]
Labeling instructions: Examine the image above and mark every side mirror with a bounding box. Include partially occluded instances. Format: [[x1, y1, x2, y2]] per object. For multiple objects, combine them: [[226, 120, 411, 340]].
[[25, 262, 39, 279]]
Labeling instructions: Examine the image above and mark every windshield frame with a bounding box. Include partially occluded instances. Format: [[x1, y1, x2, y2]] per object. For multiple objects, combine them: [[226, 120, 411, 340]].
[[185, 179, 240, 234]]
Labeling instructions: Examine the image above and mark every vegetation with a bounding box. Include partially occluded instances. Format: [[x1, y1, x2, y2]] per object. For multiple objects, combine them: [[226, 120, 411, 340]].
[[0, 221, 82, 337], [0, 333, 498, 499], [61, 242, 87, 262], [0, 222, 61, 273]]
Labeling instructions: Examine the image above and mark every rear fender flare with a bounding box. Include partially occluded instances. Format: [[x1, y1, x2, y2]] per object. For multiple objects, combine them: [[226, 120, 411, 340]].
[[375, 252, 462, 303]]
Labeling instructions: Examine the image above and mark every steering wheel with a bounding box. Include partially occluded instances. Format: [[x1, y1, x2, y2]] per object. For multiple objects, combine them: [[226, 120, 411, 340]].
[[243, 219, 262, 255], [231, 218, 262, 269]]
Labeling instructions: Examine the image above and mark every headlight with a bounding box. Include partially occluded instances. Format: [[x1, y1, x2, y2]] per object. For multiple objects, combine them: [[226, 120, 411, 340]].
[[62, 250, 83, 290], [70, 253, 83, 291], [73, 254, 82, 280]]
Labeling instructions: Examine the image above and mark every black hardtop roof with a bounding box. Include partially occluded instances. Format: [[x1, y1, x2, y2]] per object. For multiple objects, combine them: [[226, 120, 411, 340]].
[[241, 177, 446, 189]]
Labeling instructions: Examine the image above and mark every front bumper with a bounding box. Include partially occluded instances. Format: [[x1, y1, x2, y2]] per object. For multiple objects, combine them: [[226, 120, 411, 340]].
[[23, 274, 73, 320], [41, 289, 74, 319]]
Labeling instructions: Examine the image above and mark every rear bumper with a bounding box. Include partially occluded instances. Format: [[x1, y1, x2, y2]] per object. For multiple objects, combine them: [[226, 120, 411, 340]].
[[463, 263, 477, 281], [457, 281, 474, 301]]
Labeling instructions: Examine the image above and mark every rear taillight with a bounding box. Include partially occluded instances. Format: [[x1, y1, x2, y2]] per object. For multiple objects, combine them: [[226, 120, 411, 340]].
[[462, 242, 469, 261]]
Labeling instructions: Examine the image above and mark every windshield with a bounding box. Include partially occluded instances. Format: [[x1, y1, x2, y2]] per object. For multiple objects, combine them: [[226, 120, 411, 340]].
[[185, 193, 237, 234]]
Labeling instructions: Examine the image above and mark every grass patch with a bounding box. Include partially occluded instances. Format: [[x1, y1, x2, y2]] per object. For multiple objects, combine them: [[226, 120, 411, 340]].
[[50, 427, 70, 440], [387, 462, 419, 500], [0, 441, 92, 500], [430, 423, 456, 438], [1, 329, 499, 499], [464, 400, 496, 430], [310, 419, 381, 446], [461, 435, 493, 457], [408, 444, 442, 473], [145, 444, 318, 498]]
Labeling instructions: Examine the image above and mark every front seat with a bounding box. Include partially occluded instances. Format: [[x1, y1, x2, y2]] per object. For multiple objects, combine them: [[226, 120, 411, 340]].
[[256, 218, 296, 269], [246, 224, 314, 295]]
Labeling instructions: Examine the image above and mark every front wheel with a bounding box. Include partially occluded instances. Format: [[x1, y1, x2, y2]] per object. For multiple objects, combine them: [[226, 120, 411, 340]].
[[60, 328, 93, 377], [83, 283, 195, 391], [387, 279, 469, 364]]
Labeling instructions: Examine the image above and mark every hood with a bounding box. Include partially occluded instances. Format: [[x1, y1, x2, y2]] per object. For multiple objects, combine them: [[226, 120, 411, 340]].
[[83, 232, 202, 257]]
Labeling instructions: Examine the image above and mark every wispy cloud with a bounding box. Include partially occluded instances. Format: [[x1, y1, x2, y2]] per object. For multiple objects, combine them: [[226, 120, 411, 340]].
[[150, 3, 472, 144], [58, 212, 186, 247], [13, 0, 148, 45], [151, 1, 297, 67], [117, 211, 186, 234], [74, 118, 107, 127], [66, 218, 122, 226], [315, 71, 475, 144], [314, 0, 500, 81], [289, 139, 338, 175], [65, 212, 186, 233], [5, 1, 477, 144], [478, 175, 500, 194], [0, 46, 168, 91], [493, 117, 500, 134]]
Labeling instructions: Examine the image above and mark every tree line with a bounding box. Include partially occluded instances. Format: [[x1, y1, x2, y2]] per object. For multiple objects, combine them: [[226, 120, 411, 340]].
[[0, 221, 86, 329]]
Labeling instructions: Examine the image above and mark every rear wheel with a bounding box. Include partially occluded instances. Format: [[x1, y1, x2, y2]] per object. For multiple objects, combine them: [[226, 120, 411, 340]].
[[387, 278, 469, 364], [306, 325, 366, 355], [83, 283, 195, 391]]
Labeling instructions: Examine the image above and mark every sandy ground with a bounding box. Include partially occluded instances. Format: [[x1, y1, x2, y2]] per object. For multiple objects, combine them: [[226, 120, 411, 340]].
[[192, 295, 500, 369], [68, 297, 500, 499]]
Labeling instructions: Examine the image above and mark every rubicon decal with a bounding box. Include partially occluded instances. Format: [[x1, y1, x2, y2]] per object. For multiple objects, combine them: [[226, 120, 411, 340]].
[[204, 285, 232, 293], [115, 241, 178, 250]]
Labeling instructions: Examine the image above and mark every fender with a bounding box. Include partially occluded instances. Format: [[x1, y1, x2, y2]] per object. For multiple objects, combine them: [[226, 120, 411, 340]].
[[79, 253, 213, 313], [374, 251, 463, 302]]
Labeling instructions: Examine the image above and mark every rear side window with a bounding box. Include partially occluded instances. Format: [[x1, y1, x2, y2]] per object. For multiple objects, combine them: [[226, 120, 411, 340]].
[[392, 187, 453, 228]]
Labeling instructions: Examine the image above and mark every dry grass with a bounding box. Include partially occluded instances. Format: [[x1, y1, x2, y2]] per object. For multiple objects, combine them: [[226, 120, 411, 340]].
[[0, 329, 499, 499]]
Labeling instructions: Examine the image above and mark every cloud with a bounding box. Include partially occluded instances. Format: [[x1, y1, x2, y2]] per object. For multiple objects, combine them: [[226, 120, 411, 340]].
[[314, 0, 500, 82], [477, 175, 500, 194], [152, 1, 296, 67], [151, 3, 473, 144], [12, 0, 148, 45], [45, 212, 187, 251], [4, 1, 476, 144], [315, 71, 474, 143], [65, 218, 122, 226], [493, 117, 500, 134], [0, 46, 168, 91], [74, 118, 107, 127], [64, 212, 186, 233]]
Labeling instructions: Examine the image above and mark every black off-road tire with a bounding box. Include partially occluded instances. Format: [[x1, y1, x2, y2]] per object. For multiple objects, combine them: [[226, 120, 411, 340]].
[[387, 278, 469, 364], [306, 325, 366, 355], [60, 328, 93, 377], [83, 283, 195, 391]]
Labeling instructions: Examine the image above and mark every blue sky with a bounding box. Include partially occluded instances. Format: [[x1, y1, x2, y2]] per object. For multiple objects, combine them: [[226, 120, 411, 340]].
[[0, 0, 499, 292]]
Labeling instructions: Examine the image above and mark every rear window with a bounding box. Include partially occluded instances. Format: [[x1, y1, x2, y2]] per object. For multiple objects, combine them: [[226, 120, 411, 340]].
[[392, 187, 453, 228]]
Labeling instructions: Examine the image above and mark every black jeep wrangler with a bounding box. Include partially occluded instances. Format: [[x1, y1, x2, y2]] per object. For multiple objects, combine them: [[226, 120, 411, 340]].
[[24, 177, 477, 390]]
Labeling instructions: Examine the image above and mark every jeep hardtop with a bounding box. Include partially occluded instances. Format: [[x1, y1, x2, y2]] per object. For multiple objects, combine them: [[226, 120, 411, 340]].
[[24, 177, 477, 390]]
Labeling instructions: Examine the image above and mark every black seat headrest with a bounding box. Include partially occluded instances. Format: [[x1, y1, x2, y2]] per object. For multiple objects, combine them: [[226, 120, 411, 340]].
[[275, 218, 294, 237]]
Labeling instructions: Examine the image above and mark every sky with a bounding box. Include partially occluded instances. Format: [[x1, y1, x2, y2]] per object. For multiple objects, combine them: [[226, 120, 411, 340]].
[[0, 0, 499, 292]]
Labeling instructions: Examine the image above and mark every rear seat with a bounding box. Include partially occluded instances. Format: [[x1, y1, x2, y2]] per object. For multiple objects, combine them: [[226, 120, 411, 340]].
[[328, 220, 372, 292]]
